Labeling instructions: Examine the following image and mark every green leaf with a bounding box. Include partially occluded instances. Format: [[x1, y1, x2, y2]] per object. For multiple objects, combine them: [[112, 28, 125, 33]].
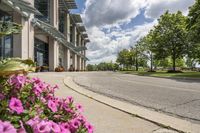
[[0, 58, 36, 76]]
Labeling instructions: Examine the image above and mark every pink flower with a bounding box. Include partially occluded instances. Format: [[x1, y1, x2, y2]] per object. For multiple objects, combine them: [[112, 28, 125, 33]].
[[40, 97, 46, 103], [60, 123, 71, 133], [17, 121, 26, 133], [31, 77, 42, 84], [26, 117, 40, 127], [34, 121, 51, 133], [9, 75, 26, 89], [75, 103, 84, 112], [85, 122, 94, 133], [9, 97, 24, 114], [70, 119, 81, 129], [49, 122, 61, 133], [48, 100, 57, 112], [66, 96, 74, 103], [77, 115, 87, 123], [0, 120, 17, 133], [33, 84, 42, 96]]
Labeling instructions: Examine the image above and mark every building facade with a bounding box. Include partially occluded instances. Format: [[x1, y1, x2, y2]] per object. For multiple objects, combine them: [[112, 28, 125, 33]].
[[0, 0, 89, 71]]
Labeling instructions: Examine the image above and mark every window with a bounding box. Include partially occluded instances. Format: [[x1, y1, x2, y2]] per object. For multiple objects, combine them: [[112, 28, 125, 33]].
[[70, 26, 73, 42], [59, 13, 65, 33], [35, 0, 50, 22], [34, 38, 49, 66], [0, 10, 13, 60]]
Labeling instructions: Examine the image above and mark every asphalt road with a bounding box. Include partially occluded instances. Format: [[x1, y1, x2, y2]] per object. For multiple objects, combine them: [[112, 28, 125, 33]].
[[72, 72, 200, 124]]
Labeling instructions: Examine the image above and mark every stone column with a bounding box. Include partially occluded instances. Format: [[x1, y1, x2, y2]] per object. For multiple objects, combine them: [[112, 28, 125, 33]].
[[63, 47, 71, 71], [64, 12, 70, 42], [49, 37, 59, 71], [66, 48, 71, 71], [71, 25, 77, 70], [50, 0, 59, 29], [63, 12, 71, 70], [73, 54, 77, 71], [72, 25, 77, 46], [12, 11, 34, 60], [48, 0, 59, 71]]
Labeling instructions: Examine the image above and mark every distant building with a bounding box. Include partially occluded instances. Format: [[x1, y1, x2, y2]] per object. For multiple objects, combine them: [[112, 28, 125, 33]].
[[0, 0, 90, 71]]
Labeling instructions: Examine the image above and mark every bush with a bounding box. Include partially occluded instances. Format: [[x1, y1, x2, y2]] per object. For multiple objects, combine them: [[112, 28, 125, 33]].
[[0, 75, 93, 133]]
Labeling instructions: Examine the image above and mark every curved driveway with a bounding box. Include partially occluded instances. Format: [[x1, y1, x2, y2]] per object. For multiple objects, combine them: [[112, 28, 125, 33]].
[[73, 72, 200, 124]]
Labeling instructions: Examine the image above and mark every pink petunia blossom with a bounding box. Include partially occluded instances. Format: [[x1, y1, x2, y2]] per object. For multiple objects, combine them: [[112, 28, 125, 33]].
[[70, 119, 81, 129], [9, 75, 26, 89], [48, 100, 58, 112], [34, 121, 51, 133], [17, 121, 26, 133], [49, 121, 61, 133], [9, 97, 24, 114], [0, 120, 17, 133], [75, 103, 84, 113], [33, 84, 42, 96], [77, 115, 87, 123], [60, 123, 71, 133], [66, 96, 74, 103], [26, 117, 40, 127], [85, 122, 94, 133]]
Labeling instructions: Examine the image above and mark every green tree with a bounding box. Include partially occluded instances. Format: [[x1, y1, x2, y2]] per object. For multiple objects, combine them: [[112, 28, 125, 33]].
[[132, 39, 148, 71], [87, 64, 97, 71], [116, 49, 133, 70], [139, 30, 156, 71], [152, 11, 188, 72], [187, 0, 200, 43], [187, 0, 200, 64]]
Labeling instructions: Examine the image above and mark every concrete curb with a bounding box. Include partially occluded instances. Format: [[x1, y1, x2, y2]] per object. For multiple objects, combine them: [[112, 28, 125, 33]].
[[63, 77, 200, 133]]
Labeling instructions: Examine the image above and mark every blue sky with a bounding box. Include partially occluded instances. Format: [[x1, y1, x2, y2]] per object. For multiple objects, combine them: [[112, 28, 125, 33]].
[[72, 0, 196, 64]]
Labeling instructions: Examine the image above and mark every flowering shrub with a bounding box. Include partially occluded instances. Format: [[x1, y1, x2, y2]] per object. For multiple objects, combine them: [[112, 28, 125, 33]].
[[0, 75, 94, 133]]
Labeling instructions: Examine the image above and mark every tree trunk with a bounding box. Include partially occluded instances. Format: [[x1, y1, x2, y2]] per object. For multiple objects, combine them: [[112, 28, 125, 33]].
[[172, 51, 176, 72], [150, 52, 153, 71], [136, 57, 138, 71], [136, 48, 139, 71]]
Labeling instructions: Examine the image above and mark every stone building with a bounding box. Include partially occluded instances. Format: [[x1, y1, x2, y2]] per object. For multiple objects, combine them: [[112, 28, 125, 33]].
[[0, 0, 89, 71]]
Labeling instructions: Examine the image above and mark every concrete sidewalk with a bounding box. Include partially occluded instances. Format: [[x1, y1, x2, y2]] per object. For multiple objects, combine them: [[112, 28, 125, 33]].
[[30, 72, 177, 133]]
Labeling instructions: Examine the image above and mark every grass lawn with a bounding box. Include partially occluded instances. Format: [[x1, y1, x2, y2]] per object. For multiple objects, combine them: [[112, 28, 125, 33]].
[[120, 71, 200, 79]]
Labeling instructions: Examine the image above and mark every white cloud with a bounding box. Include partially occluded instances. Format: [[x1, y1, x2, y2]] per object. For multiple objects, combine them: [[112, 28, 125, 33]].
[[86, 20, 157, 64], [83, 0, 195, 64], [83, 0, 146, 28], [145, 0, 195, 19]]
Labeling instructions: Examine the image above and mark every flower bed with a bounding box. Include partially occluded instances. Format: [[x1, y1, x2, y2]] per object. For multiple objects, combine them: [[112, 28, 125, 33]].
[[0, 75, 93, 133]]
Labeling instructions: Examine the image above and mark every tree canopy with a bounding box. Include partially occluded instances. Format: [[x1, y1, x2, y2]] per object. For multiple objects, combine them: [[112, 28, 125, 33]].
[[152, 11, 188, 71]]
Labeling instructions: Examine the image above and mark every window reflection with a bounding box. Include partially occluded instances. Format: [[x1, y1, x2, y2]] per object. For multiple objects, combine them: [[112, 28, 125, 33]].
[[34, 38, 49, 67], [35, 0, 50, 22], [0, 10, 13, 60]]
